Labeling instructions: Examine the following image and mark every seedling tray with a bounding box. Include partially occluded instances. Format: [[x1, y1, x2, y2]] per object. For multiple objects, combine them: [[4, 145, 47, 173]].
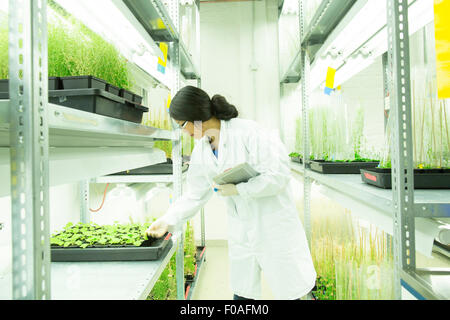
[[111, 160, 189, 175], [0, 77, 61, 94], [310, 160, 380, 174], [290, 156, 303, 164], [360, 168, 450, 189], [51, 232, 173, 262], [185, 246, 206, 300], [120, 88, 134, 101], [48, 88, 148, 123], [60, 75, 107, 91], [106, 83, 120, 96]]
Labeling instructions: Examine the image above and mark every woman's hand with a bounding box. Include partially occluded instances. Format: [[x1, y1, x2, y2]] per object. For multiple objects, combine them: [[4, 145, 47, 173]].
[[145, 219, 169, 238], [214, 184, 239, 197]]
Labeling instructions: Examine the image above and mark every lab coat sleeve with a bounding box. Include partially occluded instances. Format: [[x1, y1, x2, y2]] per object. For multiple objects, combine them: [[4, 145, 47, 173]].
[[159, 161, 213, 232], [235, 127, 291, 198]]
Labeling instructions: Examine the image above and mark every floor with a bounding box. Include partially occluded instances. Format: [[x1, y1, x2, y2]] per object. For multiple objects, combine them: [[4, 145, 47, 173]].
[[191, 242, 275, 300]]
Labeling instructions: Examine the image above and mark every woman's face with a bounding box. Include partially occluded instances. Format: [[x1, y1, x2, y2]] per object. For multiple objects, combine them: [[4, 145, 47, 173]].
[[174, 120, 199, 139]]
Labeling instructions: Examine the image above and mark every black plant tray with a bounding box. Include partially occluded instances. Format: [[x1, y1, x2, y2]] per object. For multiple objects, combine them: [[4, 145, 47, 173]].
[[48, 88, 148, 123], [60, 75, 108, 91], [290, 156, 303, 164], [185, 246, 206, 300], [360, 168, 450, 189], [111, 159, 189, 175], [0, 77, 62, 94], [310, 160, 380, 174], [51, 232, 173, 262]]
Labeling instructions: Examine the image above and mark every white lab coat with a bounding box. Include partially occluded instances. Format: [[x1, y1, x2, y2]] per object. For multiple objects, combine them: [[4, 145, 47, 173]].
[[160, 118, 317, 300]]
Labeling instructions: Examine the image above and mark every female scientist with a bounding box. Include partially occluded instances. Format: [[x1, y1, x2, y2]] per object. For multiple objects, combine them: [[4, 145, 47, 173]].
[[146, 86, 316, 300]]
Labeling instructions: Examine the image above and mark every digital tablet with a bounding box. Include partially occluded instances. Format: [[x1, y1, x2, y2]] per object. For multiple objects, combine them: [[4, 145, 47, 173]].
[[213, 163, 259, 185]]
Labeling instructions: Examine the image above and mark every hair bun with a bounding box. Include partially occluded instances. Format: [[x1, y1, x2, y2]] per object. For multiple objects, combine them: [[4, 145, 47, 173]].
[[210, 95, 239, 121]]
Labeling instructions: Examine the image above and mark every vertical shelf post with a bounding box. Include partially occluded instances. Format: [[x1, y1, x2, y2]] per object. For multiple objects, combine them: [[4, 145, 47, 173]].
[[79, 181, 90, 223], [9, 0, 51, 299], [386, 0, 416, 300], [168, 0, 184, 300], [196, 77, 206, 248], [299, 0, 311, 249]]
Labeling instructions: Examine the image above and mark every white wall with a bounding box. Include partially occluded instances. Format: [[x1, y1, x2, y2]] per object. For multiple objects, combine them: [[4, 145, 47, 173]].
[[199, 0, 281, 130]]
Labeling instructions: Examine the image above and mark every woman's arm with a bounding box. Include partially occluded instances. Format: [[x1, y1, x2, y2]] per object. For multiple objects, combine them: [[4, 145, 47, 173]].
[[235, 126, 291, 198], [159, 161, 213, 232]]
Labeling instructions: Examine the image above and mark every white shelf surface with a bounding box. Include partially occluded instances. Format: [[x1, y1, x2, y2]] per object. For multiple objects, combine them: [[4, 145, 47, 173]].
[[0, 147, 167, 198], [290, 162, 450, 212], [0, 100, 176, 148], [0, 236, 177, 300]]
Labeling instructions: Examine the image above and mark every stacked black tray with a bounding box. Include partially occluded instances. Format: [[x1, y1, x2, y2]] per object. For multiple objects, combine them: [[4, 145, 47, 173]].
[[0, 76, 148, 124]]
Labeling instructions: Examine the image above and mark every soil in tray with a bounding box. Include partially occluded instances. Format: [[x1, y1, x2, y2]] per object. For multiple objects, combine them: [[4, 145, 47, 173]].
[[310, 160, 380, 174], [361, 167, 450, 189]]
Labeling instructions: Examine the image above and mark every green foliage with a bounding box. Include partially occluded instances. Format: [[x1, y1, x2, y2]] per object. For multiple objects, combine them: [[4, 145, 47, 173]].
[[310, 206, 394, 300], [184, 221, 197, 279], [147, 254, 177, 300], [0, 12, 7, 79], [51, 222, 152, 248], [0, 3, 133, 89], [147, 221, 198, 300]]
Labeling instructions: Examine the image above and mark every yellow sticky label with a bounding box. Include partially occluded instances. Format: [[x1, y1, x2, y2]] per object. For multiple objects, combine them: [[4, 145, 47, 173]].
[[158, 42, 168, 68], [434, 0, 450, 99], [156, 18, 166, 29], [325, 67, 336, 89], [166, 93, 171, 109]]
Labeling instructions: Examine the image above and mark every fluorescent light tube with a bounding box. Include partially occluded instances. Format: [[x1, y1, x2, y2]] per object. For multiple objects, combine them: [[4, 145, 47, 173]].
[[310, 0, 435, 90]]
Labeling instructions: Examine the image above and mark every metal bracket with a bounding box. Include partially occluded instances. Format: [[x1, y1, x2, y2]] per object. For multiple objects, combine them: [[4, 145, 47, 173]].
[[9, 0, 51, 300], [387, 0, 416, 299]]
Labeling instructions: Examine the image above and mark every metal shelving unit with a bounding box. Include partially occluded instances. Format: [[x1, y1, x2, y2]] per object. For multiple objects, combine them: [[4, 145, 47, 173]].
[[2, 0, 201, 300], [284, 0, 450, 300]]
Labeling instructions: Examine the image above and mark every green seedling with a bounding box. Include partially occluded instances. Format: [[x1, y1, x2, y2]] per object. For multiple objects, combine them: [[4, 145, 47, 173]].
[[51, 222, 152, 248]]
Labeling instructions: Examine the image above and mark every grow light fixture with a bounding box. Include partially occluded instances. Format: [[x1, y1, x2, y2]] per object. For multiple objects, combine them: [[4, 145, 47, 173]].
[[54, 0, 164, 62], [310, 0, 435, 90]]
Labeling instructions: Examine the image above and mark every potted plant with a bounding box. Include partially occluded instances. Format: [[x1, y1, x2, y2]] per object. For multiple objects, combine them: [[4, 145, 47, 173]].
[[361, 78, 450, 189], [306, 99, 380, 174]]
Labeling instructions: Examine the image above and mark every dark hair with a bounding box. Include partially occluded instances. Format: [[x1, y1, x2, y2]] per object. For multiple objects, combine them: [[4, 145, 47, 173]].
[[169, 86, 238, 121]]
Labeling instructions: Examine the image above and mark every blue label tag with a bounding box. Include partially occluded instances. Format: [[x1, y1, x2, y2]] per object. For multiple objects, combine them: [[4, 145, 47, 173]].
[[324, 87, 334, 95], [157, 64, 166, 74]]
